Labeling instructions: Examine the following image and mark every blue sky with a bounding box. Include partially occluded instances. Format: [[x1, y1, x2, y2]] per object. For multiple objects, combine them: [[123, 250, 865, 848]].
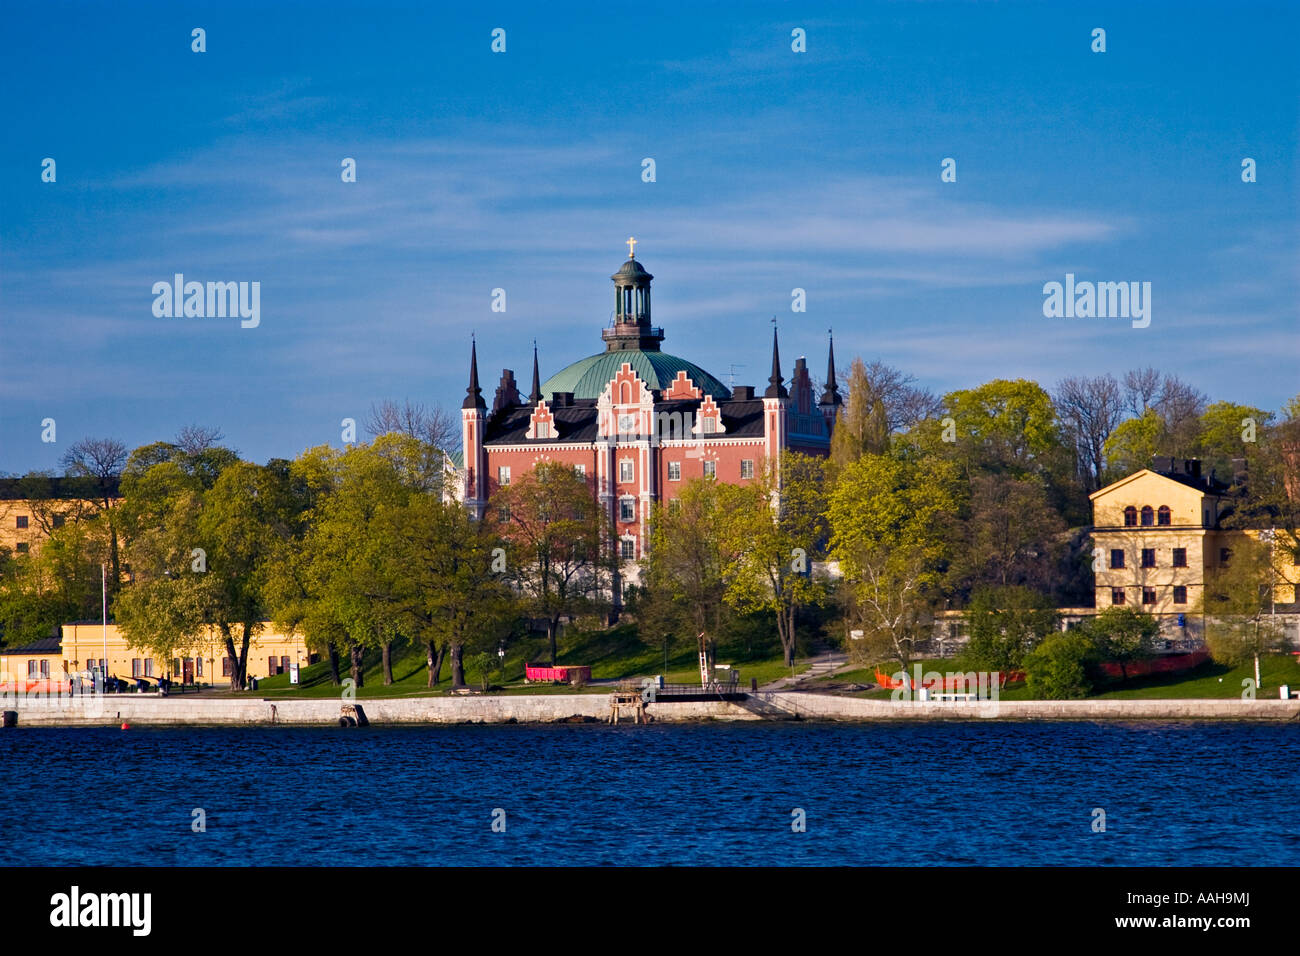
[[2, 1, 1296, 472]]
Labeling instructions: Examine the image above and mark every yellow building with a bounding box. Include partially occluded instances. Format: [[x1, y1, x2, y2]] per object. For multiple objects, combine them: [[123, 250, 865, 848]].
[[0, 477, 116, 557], [1090, 458, 1300, 644], [0, 636, 65, 688], [57, 622, 312, 686]]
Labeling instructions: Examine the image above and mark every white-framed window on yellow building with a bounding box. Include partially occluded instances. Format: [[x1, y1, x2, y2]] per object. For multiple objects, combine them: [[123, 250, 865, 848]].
[[144, 659, 155, 677], [132, 659, 142, 677]]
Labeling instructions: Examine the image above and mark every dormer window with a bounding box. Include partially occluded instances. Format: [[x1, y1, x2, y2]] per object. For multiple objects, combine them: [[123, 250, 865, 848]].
[[702, 416, 716, 434]]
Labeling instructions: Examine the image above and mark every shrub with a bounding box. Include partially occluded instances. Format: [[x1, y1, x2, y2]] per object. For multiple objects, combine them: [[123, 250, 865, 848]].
[[1024, 632, 1096, 699], [1084, 606, 1158, 681]]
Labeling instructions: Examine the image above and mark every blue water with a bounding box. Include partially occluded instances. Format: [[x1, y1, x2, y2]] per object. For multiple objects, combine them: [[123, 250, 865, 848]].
[[2, 722, 1296, 865]]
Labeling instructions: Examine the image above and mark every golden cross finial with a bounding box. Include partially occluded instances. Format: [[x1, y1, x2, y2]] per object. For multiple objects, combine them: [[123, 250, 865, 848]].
[[626, 236, 637, 258]]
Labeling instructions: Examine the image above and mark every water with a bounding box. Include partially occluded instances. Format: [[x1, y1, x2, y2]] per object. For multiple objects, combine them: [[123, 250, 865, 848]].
[[2, 722, 1296, 866]]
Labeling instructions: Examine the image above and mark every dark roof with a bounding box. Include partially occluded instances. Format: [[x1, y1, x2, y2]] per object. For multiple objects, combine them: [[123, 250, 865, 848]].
[[0, 476, 119, 501], [0, 635, 62, 655], [1155, 470, 1231, 495], [483, 397, 768, 445], [485, 402, 601, 445]]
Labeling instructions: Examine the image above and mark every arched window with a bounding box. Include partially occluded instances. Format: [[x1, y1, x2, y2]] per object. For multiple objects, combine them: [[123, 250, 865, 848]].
[[1123, 506, 1137, 527], [1140, 506, 1154, 526], [1157, 505, 1171, 526]]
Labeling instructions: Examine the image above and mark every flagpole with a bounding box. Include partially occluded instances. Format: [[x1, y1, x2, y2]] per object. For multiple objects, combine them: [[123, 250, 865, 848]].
[[101, 563, 108, 684]]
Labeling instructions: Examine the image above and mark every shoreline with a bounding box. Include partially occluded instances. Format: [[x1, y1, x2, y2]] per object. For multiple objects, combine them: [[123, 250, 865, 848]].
[[3, 691, 1299, 726]]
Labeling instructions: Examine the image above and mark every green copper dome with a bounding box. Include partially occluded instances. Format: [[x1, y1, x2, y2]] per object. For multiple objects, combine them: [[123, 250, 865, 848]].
[[540, 349, 731, 402]]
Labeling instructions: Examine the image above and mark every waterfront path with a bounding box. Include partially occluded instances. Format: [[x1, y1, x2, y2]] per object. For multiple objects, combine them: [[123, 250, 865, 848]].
[[759, 648, 850, 692]]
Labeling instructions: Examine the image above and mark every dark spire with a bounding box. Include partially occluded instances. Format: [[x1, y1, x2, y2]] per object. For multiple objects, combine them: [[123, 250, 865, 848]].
[[463, 337, 486, 410], [765, 322, 788, 399], [820, 329, 842, 406], [529, 341, 542, 405]]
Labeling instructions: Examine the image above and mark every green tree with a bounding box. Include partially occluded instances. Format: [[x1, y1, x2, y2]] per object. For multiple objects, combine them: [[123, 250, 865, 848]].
[[1024, 632, 1096, 699], [939, 379, 1067, 479], [720, 453, 828, 669], [1102, 408, 1163, 482], [1201, 536, 1287, 690], [829, 451, 962, 672], [961, 473, 1066, 592], [399, 493, 516, 689], [1084, 606, 1158, 682], [1196, 402, 1272, 482], [493, 462, 612, 666], [115, 452, 299, 690], [959, 586, 1058, 678], [638, 477, 731, 673]]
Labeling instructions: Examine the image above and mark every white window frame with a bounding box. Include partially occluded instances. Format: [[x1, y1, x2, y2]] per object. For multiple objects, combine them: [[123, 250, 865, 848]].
[[703, 460, 716, 479], [619, 459, 634, 483], [620, 537, 636, 561], [498, 466, 511, 486], [668, 461, 681, 481], [573, 464, 585, 478], [740, 459, 754, 479], [619, 497, 636, 523]]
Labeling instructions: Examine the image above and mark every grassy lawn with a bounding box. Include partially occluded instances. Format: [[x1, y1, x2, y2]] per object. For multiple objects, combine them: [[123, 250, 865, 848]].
[[810, 654, 1300, 701], [1091, 655, 1300, 700], [228, 619, 810, 699]]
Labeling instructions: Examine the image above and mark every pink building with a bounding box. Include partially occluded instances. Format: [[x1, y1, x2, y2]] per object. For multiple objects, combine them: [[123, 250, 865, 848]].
[[459, 248, 840, 563]]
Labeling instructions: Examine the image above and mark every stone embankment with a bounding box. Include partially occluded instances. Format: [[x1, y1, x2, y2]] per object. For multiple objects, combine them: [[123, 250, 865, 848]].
[[2, 691, 1298, 726]]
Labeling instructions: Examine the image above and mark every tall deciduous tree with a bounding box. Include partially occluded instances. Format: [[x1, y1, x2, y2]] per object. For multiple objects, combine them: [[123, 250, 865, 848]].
[[638, 477, 731, 671], [719, 453, 828, 668], [1201, 536, 1287, 689], [829, 358, 940, 472], [1084, 606, 1158, 682], [829, 451, 962, 672], [399, 494, 515, 689], [492, 462, 612, 665], [1054, 374, 1124, 492], [960, 586, 1059, 679], [60, 437, 127, 593], [115, 452, 298, 689]]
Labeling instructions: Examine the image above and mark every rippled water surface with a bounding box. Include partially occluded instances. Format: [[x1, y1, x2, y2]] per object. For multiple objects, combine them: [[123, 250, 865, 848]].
[[3, 722, 1296, 865]]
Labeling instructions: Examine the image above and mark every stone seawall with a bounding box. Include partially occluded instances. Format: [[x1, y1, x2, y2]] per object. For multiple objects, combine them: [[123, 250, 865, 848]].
[[3, 691, 1298, 726]]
